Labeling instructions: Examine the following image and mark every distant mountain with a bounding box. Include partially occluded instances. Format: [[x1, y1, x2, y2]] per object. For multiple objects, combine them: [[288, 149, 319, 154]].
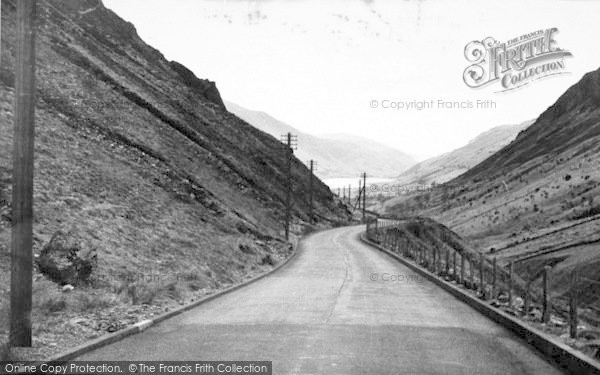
[[393, 120, 534, 187], [225, 101, 416, 179], [385, 67, 600, 310]]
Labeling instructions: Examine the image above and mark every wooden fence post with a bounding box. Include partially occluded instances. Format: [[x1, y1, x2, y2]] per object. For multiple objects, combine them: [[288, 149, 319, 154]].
[[453, 252, 457, 281], [523, 282, 530, 317], [469, 256, 474, 289], [460, 253, 465, 285], [542, 265, 550, 323], [492, 257, 497, 299], [479, 253, 485, 297], [508, 261, 514, 309], [569, 268, 578, 339]]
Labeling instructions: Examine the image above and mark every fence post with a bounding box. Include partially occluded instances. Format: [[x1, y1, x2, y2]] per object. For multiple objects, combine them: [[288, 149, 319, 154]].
[[542, 265, 550, 323], [492, 257, 497, 299], [479, 253, 485, 297], [469, 256, 474, 289], [523, 282, 530, 317], [508, 261, 514, 309], [460, 253, 465, 285], [453, 251, 457, 281], [445, 249, 450, 276], [569, 268, 578, 339]]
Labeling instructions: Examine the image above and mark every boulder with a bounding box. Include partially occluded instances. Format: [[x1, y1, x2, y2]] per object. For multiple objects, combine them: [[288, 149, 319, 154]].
[[62, 284, 75, 293], [37, 230, 97, 286]]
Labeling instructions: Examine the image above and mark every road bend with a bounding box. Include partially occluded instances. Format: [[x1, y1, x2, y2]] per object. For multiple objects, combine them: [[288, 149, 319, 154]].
[[78, 226, 563, 374]]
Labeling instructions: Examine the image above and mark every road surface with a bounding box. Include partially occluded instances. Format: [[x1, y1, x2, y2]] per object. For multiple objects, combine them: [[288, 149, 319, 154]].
[[79, 226, 563, 374]]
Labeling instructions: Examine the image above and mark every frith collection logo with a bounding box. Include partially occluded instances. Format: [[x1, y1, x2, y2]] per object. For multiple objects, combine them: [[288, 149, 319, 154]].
[[463, 28, 572, 92]]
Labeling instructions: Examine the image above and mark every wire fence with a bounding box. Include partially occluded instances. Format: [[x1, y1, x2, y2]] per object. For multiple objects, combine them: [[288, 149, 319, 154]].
[[366, 216, 600, 341]]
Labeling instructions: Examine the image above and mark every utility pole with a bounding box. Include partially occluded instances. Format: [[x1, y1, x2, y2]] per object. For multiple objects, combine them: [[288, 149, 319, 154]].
[[348, 184, 351, 204], [280, 133, 297, 241], [357, 179, 362, 209], [11, 0, 36, 348], [362, 172, 367, 222], [308, 160, 316, 224]]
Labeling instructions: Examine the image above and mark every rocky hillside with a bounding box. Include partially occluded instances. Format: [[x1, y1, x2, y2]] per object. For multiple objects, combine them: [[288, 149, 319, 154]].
[[392, 120, 533, 187], [385, 67, 600, 311], [0, 0, 348, 358], [225, 101, 416, 179]]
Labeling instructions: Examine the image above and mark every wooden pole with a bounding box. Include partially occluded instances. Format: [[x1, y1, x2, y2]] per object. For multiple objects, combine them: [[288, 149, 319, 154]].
[[460, 253, 465, 286], [492, 257, 497, 299], [479, 253, 485, 297], [469, 256, 474, 289], [508, 261, 514, 309], [357, 180, 362, 209], [542, 265, 550, 323], [569, 268, 578, 339], [453, 251, 457, 281], [308, 160, 314, 224], [284, 133, 292, 240], [10, 0, 37, 348], [445, 248, 450, 276], [362, 173, 366, 222], [348, 184, 351, 204], [523, 282, 530, 317]]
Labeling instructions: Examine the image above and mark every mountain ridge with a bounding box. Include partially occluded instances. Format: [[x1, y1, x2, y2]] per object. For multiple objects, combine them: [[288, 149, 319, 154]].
[[0, 0, 348, 358], [225, 100, 416, 179], [384, 66, 600, 313]]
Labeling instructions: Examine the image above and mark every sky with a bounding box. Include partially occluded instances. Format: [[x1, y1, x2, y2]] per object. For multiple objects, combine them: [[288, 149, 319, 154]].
[[103, 0, 600, 161]]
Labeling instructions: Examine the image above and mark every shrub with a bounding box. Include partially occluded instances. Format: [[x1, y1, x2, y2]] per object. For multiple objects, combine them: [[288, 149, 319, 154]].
[[260, 254, 275, 266], [39, 296, 67, 313]]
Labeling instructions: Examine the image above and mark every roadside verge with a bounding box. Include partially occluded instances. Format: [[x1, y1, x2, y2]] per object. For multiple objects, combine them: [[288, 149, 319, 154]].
[[39, 236, 303, 364]]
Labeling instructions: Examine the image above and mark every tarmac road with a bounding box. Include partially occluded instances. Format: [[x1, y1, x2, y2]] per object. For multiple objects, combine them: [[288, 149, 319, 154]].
[[78, 226, 563, 374]]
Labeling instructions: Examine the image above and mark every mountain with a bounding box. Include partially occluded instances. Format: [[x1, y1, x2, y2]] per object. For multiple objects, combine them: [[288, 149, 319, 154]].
[[392, 120, 534, 187], [0, 0, 349, 357], [225, 101, 416, 179], [385, 67, 600, 310]]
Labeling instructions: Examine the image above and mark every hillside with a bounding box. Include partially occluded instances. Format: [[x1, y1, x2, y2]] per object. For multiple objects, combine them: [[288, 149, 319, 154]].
[[392, 120, 533, 187], [385, 67, 600, 311], [0, 0, 349, 359], [225, 101, 416, 179]]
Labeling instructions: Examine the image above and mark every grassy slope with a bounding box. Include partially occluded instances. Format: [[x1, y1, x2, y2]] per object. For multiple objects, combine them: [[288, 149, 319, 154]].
[[385, 68, 600, 310], [0, 0, 349, 359]]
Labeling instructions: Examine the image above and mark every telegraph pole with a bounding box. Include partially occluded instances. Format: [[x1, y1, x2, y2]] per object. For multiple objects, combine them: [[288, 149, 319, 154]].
[[362, 173, 367, 222], [280, 133, 297, 241], [11, 0, 36, 348], [348, 184, 351, 204], [357, 179, 362, 209], [308, 160, 315, 224]]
